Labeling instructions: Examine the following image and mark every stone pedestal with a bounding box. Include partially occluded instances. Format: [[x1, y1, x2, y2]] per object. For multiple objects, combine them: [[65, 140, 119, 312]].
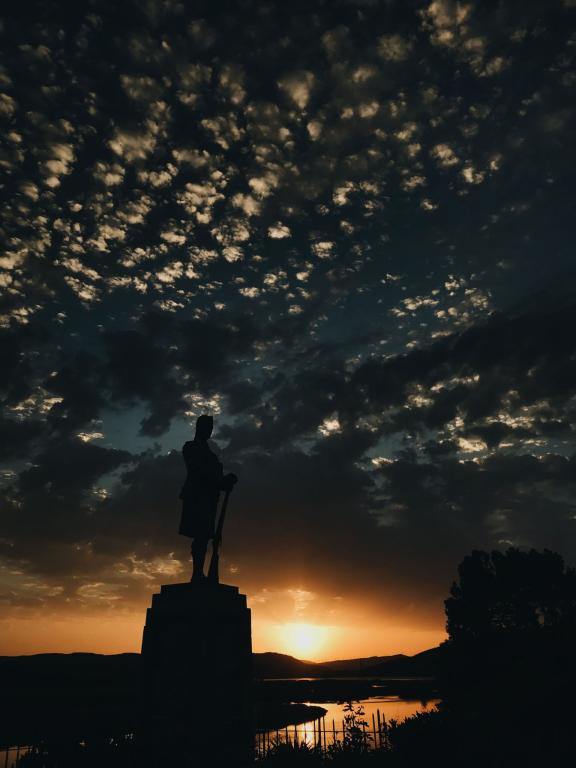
[[140, 581, 253, 766]]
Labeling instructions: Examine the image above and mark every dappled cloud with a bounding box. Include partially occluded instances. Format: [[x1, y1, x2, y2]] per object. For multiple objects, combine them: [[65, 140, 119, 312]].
[[1, 0, 576, 656]]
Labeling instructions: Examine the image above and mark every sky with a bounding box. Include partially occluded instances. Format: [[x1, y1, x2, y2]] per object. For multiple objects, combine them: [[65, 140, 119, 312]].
[[1, 0, 576, 661]]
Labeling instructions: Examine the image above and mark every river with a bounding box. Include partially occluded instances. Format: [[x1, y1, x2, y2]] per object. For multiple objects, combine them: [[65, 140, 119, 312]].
[[258, 693, 441, 751]]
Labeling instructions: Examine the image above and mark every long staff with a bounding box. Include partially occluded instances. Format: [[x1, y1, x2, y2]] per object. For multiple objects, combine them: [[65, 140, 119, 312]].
[[208, 488, 231, 583]]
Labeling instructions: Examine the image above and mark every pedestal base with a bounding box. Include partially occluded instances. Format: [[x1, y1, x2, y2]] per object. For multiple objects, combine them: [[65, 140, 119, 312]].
[[140, 581, 252, 766]]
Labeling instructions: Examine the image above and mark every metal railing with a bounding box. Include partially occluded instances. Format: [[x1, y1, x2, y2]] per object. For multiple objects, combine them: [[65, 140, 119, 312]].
[[256, 708, 391, 757]]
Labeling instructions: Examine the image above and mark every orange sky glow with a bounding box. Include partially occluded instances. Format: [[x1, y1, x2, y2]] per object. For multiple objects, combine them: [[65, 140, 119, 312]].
[[0, 594, 446, 660]]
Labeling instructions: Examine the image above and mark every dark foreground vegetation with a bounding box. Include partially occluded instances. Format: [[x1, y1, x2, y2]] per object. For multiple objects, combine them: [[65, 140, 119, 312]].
[[3, 548, 575, 767]]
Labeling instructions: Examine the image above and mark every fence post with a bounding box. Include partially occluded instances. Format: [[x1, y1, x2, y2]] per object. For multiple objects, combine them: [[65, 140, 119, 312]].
[[382, 711, 389, 749]]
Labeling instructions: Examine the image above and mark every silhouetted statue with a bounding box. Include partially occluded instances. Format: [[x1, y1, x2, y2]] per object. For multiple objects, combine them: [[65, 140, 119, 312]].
[[179, 414, 238, 582], [141, 414, 251, 766]]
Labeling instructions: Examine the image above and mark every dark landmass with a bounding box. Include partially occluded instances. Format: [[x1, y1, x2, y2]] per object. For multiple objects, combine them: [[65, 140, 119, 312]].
[[0, 648, 440, 746], [0, 653, 140, 747], [0, 645, 440, 684], [255, 703, 328, 732], [366, 647, 443, 677], [253, 648, 441, 704], [321, 654, 407, 673], [253, 651, 320, 678], [253, 647, 440, 678]]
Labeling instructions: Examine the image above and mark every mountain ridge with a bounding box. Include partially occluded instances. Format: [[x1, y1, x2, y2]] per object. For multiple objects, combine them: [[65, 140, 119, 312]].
[[0, 647, 441, 679]]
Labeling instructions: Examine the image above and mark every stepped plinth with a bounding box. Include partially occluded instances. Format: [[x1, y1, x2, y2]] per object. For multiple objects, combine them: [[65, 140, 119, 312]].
[[140, 580, 253, 766]]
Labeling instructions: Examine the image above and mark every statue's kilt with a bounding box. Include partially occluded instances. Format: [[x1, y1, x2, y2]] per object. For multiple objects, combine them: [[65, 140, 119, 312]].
[[179, 493, 218, 539]]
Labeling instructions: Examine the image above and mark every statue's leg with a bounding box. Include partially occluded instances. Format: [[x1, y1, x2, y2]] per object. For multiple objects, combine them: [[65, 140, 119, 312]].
[[191, 538, 208, 581]]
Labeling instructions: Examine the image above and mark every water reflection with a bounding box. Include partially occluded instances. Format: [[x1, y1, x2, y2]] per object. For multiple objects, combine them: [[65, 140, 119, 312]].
[[0, 745, 32, 767], [257, 695, 441, 751]]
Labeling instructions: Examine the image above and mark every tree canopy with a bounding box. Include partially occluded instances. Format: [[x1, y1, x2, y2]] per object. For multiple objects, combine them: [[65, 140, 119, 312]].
[[445, 548, 576, 642]]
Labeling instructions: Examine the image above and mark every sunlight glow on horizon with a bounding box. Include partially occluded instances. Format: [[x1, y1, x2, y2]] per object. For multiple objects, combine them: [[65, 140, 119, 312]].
[[253, 616, 446, 661], [276, 622, 334, 660], [0, 605, 446, 659]]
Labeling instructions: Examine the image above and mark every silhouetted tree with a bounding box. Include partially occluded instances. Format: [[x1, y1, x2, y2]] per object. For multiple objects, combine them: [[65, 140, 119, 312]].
[[445, 547, 576, 642], [437, 547, 576, 766]]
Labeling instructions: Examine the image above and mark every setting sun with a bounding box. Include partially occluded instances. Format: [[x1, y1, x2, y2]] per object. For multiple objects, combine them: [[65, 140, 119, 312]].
[[278, 623, 332, 660]]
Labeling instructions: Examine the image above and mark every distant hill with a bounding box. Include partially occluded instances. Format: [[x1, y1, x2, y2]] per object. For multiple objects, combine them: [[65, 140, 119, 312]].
[[252, 651, 320, 678], [0, 651, 140, 687], [0, 647, 441, 684], [363, 647, 442, 677], [321, 654, 408, 673], [252, 648, 442, 678]]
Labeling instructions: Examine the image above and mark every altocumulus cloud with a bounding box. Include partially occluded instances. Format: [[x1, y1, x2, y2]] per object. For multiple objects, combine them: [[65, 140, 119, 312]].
[[0, 0, 575, 636]]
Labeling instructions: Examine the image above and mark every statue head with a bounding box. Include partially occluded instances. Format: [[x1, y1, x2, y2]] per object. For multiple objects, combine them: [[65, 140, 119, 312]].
[[195, 414, 214, 441]]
